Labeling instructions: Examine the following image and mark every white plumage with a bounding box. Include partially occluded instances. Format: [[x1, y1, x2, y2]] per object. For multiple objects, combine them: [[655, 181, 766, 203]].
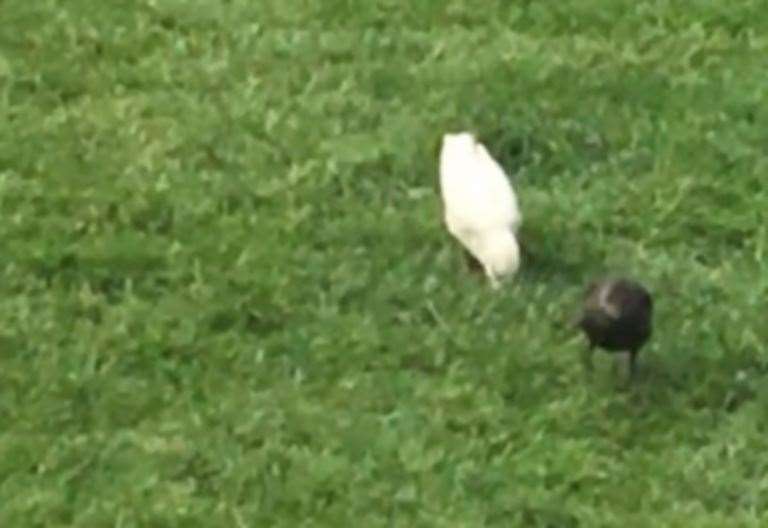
[[438, 132, 522, 288]]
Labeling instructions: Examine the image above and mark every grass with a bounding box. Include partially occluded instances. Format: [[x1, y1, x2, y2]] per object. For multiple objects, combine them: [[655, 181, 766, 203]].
[[2, 0, 768, 525]]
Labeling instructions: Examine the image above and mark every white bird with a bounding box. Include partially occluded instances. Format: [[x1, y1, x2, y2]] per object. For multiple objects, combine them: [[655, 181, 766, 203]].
[[438, 131, 522, 288]]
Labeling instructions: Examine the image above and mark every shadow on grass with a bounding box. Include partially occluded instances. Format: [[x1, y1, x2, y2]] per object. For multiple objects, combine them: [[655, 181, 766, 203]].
[[585, 346, 763, 434]]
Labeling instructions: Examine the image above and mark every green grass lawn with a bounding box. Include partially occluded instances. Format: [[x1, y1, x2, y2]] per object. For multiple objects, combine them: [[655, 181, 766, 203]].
[[2, 0, 768, 525]]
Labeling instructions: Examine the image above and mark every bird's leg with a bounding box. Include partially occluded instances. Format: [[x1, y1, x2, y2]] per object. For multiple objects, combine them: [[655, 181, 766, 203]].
[[614, 351, 635, 389], [581, 344, 595, 375], [628, 349, 638, 380]]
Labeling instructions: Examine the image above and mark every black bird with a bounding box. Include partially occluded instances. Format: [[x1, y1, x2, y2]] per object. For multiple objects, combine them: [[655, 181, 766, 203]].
[[576, 278, 653, 379]]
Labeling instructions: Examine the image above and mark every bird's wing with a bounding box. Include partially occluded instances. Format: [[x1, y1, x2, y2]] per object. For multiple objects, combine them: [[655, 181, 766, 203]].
[[473, 143, 521, 227], [439, 138, 521, 232], [598, 283, 621, 319], [583, 281, 620, 320]]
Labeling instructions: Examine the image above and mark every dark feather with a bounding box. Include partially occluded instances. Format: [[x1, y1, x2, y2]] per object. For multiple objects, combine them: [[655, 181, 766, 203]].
[[577, 277, 653, 360]]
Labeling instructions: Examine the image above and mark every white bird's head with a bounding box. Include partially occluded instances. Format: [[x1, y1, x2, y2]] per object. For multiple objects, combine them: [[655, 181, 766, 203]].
[[479, 229, 521, 286]]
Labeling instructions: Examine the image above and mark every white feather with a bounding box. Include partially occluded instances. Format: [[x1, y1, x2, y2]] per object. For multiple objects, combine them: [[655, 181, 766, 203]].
[[439, 132, 522, 288]]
